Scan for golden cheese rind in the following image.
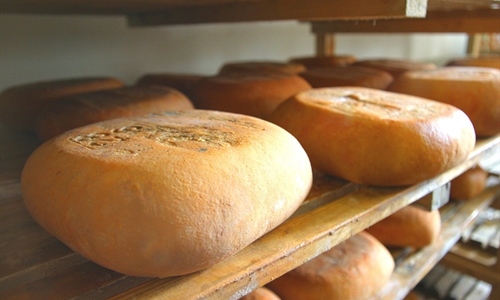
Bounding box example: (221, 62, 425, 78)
(0, 77, 125, 132)
(192, 72, 312, 119)
(34, 85, 194, 141)
(365, 205, 441, 248)
(299, 66, 394, 90)
(353, 58, 437, 78)
(268, 87, 476, 186)
(21, 110, 313, 277)
(266, 231, 394, 300)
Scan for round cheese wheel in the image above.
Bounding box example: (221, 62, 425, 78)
(353, 59, 437, 78)
(136, 73, 206, 100)
(266, 231, 394, 300)
(450, 166, 489, 199)
(240, 287, 281, 300)
(0, 77, 125, 132)
(267, 87, 476, 186)
(289, 55, 357, 69)
(446, 56, 500, 69)
(22, 110, 313, 278)
(34, 86, 194, 141)
(218, 61, 306, 75)
(365, 205, 441, 248)
(299, 66, 394, 89)
(192, 72, 311, 119)
(388, 66, 500, 137)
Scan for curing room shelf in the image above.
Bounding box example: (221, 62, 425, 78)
(0, 0, 498, 26)
(0, 134, 498, 299)
(0, 0, 427, 23)
(377, 184, 500, 300)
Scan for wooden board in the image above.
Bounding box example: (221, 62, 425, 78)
(0, 0, 426, 22)
(310, 9, 500, 33)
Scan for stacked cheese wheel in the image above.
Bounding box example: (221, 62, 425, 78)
(268, 87, 476, 186)
(218, 61, 307, 75)
(289, 55, 357, 69)
(21, 110, 313, 277)
(34, 85, 194, 141)
(388, 66, 500, 136)
(366, 205, 441, 248)
(0, 77, 125, 132)
(192, 71, 311, 119)
(266, 231, 394, 300)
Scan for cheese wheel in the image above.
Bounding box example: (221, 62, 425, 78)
(353, 59, 437, 78)
(388, 67, 500, 137)
(21, 110, 313, 277)
(192, 72, 311, 119)
(136, 73, 206, 100)
(365, 205, 441, 248)
(450, 166, 489, 199)
(266, 231, 394, 300)
(218, 61, 306, 75)
(240, 287, 281, 300)
(299, 66, 394, 89)
(0, 77, 125, 132)
(34, 86, 194, 141)
(289, 55, 357, 69)
(267, 87, 476, 186)
(446, 56, 500, 69)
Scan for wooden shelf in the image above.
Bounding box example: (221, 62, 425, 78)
(1, 135, 498, 299)
(1, 1, 497, 31)
(310, 8, 500, 34)
(0, 0, 427, 22)
(377, 184, 500, 300)
(0, 0, 496, 25)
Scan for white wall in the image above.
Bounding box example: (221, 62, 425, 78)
(0, 14, 469, 91)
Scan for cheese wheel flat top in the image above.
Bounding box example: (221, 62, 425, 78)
(296, 87, 453, 120)
(66, 110, 262, 156)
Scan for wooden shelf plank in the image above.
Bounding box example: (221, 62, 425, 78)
(310, 9, 500, 33)
(427, 0, 499, 12)
(0, 135, 498, 299)
(1, 0, 427, 21)
(1, 0, 497, 28)
(126, 0, 427, 26)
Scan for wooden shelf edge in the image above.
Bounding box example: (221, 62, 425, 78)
(0, 0, 427, 24)
(309, 9, 500, 33)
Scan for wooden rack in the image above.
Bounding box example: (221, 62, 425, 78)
(0, 0, 498, 25)
(1, 133, 499, 299)
(1, 0, 499, 299)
